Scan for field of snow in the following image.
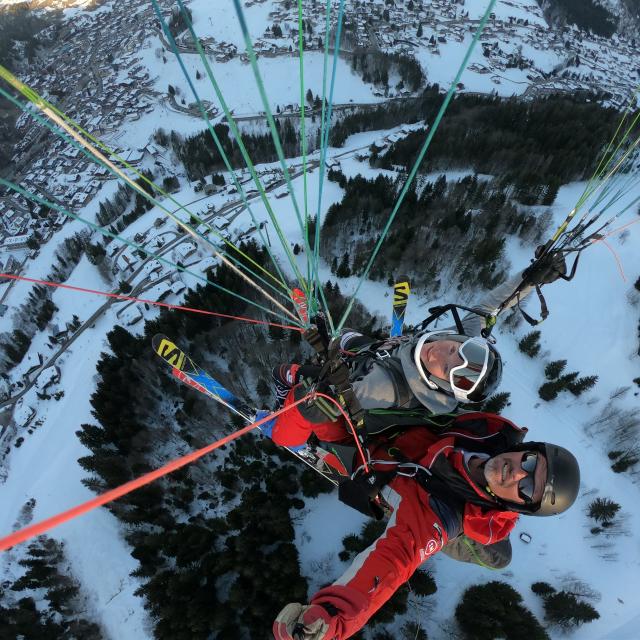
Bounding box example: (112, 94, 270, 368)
(2, 0, 640, 637)
(138, 44, 383, 117)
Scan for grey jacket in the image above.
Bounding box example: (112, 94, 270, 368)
(344, 270, 533, 415)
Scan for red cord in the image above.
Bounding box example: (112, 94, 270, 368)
(316, 391, 370, 475)
(0, 273, 303, 332)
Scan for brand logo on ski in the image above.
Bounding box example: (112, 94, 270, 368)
(393, 281, 410, 307)
(390, 275, 410, 338)
(154, 338, 186, 370)
(172, 367, 208, 395)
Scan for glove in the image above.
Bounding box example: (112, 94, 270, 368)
(293, 379, 342, 423)
(304, 314, 330, 355)
(273, 603, 334, 640)
(304, 326, 327, 354)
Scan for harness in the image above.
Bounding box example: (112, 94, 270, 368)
(349, 341, 413, 409)
(335, 414, 527, 520)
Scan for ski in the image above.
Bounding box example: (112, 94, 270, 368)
(390, 275, 410, 337)
(291, 287, 309, 324)
(151, 334, 343, 486)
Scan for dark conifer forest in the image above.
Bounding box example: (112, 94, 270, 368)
(74, 244, 385, 638)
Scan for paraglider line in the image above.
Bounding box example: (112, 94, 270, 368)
(593, 239, 626, 282)
(0, 273, 303, 332)
(316, 391, 369, 474)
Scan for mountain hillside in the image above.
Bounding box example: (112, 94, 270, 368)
(0, 1, 639, 639)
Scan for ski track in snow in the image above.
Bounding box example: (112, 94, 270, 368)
(2, 0, 640, 638)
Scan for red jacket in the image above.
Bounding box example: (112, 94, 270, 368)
(308, 425, 520, 639)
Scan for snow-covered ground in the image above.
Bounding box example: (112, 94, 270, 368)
(4, 119, 640, 638)
(3, 0, 640, 637)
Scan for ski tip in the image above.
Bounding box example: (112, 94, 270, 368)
(291, 287, 309, 324)
(151, 333, 169, 348)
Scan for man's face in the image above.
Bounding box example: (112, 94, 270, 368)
(484, 451, 548, 504)
(420, 339, 463, 380)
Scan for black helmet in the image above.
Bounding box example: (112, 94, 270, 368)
(414, 331, 503, 403)
(502, 442, 580, 517)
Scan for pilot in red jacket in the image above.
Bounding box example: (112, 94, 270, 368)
(270, 409, 580, 640)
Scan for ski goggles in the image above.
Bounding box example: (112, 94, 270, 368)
(518, 451, 538, 503)
(449, 337, 490, 400)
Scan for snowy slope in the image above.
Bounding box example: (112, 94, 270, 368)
(2, 0, 640, 638)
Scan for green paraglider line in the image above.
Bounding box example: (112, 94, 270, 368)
(0, 84, 298, 319)
(336, 0, 499, 334)
(152, 0, 305, 304)
(0, 65, 291, 301)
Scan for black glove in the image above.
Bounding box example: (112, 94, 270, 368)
(293, 378, 342, 423)
(304, 314, 330, 355)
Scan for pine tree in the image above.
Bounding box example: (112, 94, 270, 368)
(545, 359, 567, 380)
(556, 371, 578, 388)
(336, 252, 351, 278)
(417, 23, 423, 37)
(518, 330, 541, 357)
(482, 391, 511, 413)
(456, 581, 549, 640)
(409, 569, 437, 596)
(538, 380, 562, 401)
(588, 497, 620, 523)
(567, 375, 598, 396)
(531, 582, 556, 597)
(119, 280, 132, 294)
(543, 591, 600, 629)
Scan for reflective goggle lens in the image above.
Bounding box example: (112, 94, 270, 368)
(518, 452, 538, 502)
(451, 340, 488, 391)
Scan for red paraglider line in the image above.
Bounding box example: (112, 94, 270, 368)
(0, 396, 312, 552)
(317, 391, 370, 475)
(597, 239, 626, 281)
(0, 273, 303, 332)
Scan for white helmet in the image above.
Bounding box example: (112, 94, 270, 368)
(413, 331, 503, 403)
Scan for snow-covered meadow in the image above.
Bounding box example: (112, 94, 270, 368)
(2, 0, 640, 637)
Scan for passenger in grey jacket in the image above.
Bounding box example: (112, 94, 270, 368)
(271, 267, 542, 431)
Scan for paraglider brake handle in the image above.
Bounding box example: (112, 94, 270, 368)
(304, 314, 330, 356)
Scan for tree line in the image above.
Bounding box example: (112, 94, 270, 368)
(375, 94, 624, 206)
(170, 121, 303, 181)
(0, 535, 103, 639)
(0, 231, 90, 375)
(537, 0, 617, 38)
(350, 49, 426, 93)
(321, 170, 550, 295)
